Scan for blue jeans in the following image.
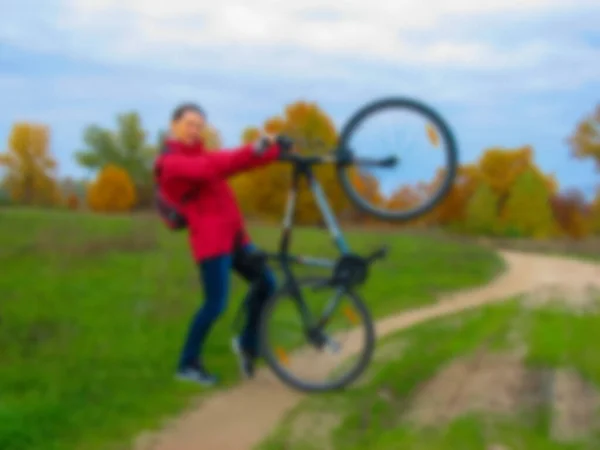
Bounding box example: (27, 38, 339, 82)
(178, 243, 276, 369)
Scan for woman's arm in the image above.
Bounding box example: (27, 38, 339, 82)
(159, 144, 280, 182)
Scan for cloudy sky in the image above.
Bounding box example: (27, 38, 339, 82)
(1, 0, 599, 195)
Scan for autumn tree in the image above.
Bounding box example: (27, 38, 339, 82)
(58, 176, 86, 203)
(344, 170, 385, 224)
(231, 128, 290, 221)
(501, 167, 558, 238)
(386, 185, 421, 212)
(478, 146, 533, 201)
(590, 191, 600, 235)
(550, 189, 590, 239)
(425, 164, 480, 226)
(464, 183, 499, 235)
(241, 127, 261, 144)
(87, 164, 137, 212)
(232, 101, 349, 225)
(66, 194, 79, 210)
(0, 122, 62, 206)
(569, 104, 600, 171)
(382, 185, 423, 227)
(75, 112, 156, 208)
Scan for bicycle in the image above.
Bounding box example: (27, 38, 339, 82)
(234, 97, 459, 393)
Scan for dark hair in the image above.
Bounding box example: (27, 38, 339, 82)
(171, 102, 206, 122)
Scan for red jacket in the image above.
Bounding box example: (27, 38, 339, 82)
(156, 138, 280, 262)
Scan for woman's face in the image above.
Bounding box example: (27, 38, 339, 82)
(172, 110, 205, 145)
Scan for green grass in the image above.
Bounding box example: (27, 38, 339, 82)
(258, 297, 600, 450)
(0, 208, 503, 450)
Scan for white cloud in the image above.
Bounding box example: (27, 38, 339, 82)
(0, 0, 589, 75)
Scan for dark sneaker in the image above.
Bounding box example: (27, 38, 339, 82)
(231, 337, 256, 379)
(176, 365, 218, 387)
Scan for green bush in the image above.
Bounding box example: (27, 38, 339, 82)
(464, 183, 499, 235)
(501, 168, 558, 238)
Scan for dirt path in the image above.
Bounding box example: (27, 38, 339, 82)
(138, 251, 600, 450)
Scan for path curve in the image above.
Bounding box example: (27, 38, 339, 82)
(138, 251, 600, 450)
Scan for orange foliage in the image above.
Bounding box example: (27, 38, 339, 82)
(387, 185, 421, 211)
(425, 164, 480, 225)
(66, 194, 79, 210)
(341, 170, 385, 224)
(87, 164, 137, 212)
(550, 189, 590, 239)
(590, 190, 600, 235)
(569, 104, 600, 171)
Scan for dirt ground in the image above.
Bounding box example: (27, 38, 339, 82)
(135, 251, 600, 450)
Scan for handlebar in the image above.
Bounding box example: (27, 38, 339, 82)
(276, 134, 400, 169)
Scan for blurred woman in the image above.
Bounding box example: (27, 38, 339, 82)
(155, 103, 284, 386)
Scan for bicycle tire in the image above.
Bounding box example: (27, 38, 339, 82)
(337, 97, 459, 222)
(259, 278, 375, 393)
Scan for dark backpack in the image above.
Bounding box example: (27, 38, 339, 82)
(154, 143, 198, 231)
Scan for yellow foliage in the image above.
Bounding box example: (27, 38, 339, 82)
(0, 122, 62, 206)
(478, 146, 533, 197)
(501, 167, 559, 238)
(87, 164, 137, 212)
(264, 117, 285, 135)
(241, 127, 261, 145)
(233, 101, 348, 225)
(477, 146, 557, 214)
(569, 104, 600, 170)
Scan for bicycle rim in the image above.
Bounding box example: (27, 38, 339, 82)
(337, 97, 459, 222)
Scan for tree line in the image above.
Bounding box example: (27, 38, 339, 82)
(1, 101, 599, 239)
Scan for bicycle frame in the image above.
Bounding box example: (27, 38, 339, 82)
(263, 154, 359, 329)
(231, 151, 388, 336)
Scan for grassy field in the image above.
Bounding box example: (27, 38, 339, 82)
(259, 294, 600, 450)
(0, 209, 503, 450)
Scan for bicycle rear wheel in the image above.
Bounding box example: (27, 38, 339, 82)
(259, 278, 375, 392)
(337, 97, 459, 222)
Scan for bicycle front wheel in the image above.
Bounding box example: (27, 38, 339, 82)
(259, 278, 375, 393)
(337, 97, 459, 222)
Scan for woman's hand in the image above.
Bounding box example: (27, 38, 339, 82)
(252, 133, 294, 155)
(252, 133, 275, 155)
(275, 135, 294, 153)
